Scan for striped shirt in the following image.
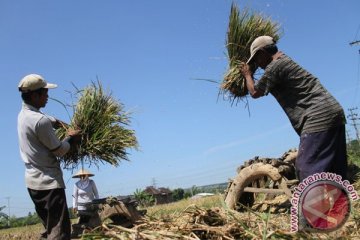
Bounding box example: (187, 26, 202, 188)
(255, 54, 345, 135)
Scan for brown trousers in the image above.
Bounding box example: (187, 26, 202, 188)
(28, 188, 71, 240)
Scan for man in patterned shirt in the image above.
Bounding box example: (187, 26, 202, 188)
(240, 36, 347, 182)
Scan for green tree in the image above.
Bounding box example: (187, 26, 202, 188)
(133, 189, 155, 207)
(0, 206, 9, 228)
(183, 185, 201, 199)
(23, 212, 41, 225)
(172, 188, 185, 201)
(190, 185, 200, 196)
(347, 140, 360, 182)
(184, 191, 192, 199)
(348, 140, 360, 164)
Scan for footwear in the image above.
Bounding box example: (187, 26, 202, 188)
(70, 232, 79, 238)
(38, 231, 47, 240)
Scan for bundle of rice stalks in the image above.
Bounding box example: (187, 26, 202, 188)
(221, 3, 281, 103)
(56, 81, 138, 169)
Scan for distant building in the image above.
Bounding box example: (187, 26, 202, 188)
(144, 186, 173, 205)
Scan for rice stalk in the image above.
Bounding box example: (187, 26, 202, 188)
(56, 80, 138, 169)
(221, 3, 281, 103)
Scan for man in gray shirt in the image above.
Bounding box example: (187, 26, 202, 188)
(17, 74, 81, 240)
(241, 36, 347, 182)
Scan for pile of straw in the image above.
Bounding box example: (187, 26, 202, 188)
(81, 197, 360, 240)
(56, 81, 138, 169)
(221, 3, 281, 102)
(82, 206, 250, 239)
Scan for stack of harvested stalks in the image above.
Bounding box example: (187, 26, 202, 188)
(82, 205, 251, 239)
(221, 3, 281, 103)
(80, 204, 322, 240)
(81, 201, 360, 240)
(56, 81, 138, 169)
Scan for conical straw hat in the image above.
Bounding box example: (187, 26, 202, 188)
(72, 169, 94, 178)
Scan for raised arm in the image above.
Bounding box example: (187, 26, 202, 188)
(241, 64, 264, 99)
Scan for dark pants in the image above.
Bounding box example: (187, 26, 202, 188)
(78, 212, 92, 224)
(296, 125, 348, 182)
(28, 188, 71, 240)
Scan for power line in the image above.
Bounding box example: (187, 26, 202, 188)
(151, 177, 157, 188)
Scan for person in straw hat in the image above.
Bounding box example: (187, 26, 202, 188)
(17, 73, 81, 240)
(240, 36, 347, 182)
(72, 169, 99, 225)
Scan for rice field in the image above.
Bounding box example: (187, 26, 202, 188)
(1, 192, 359, 240)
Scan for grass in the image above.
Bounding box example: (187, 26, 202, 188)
(0, 219, 79, 240)
(0, 224, 43, 240)
(145, 194, 224, 219)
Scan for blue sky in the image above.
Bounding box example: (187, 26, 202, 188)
(1, 0, 359, 217)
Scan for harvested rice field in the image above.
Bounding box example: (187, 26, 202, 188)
(1, 193, 359, 240)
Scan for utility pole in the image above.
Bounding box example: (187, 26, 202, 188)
(151, 177, 157, 188)
(348, 107, 360, 142)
